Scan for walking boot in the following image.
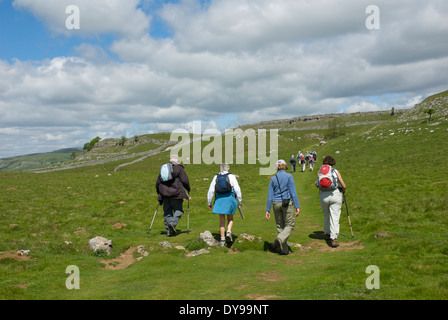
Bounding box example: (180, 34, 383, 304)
(329, 239, 339, 248)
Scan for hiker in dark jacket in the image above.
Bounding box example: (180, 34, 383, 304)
(289, 155, 296, 173)
(156, 155, 191, 236)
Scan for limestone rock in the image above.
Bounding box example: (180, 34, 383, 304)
(200, 230, 220, 247)
(159, 241, 172, 248)
(186, 249, 210, 258)
(89, 236, 113, 255)
(17, 250, 30, 256)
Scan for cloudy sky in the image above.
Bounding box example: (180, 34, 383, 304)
(0, 0, 447, 157)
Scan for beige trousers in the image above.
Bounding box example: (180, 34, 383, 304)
(319, 189, 342, 240)
(272, 202, 295, 243)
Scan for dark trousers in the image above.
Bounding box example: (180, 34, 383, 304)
(162, 198, 184, 234)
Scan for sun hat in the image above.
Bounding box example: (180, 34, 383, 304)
(277, 159, 287, 165)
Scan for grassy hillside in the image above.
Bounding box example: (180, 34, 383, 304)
(0, 94, 447, 300)
(0, 148, 83, 172)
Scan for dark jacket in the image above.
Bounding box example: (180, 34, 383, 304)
(156, 162, 190, 202)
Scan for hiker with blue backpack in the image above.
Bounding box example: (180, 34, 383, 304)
(315, 156, 346, 248)
(156, 155, 191, 237)
(266, 160, 300, 255)
(207, 163, 242, 247)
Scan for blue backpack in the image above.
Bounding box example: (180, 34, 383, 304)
(160, 162, 174, 182)
(215, 173, 232, 194)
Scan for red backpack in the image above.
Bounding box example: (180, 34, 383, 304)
(317, 165, 338, 191)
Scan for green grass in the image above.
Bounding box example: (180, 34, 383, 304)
(1, 107, 447, 300)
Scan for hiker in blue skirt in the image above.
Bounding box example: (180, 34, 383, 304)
(207, 163, 242, 247)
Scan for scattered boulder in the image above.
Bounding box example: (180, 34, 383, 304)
(89, 236, 113, 255)
(238, 233, 262, 243)
(200, 230, 220, 247)
(17, 250, 30, 256)
(159, 241, 172, 248)
(137, 245, 149, 256)
(186, 249, 210, 258)
(288, 243, 302, 249)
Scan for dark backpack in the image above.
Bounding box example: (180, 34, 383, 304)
(160, 162, 174, 182)
(215, 173, 232, 194)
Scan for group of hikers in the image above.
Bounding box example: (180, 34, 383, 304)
(290, 150, 317, 173)
(155, 153, 346, 254)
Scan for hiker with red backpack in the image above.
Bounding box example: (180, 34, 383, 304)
(309, 155, 315, 171)
(207, 163, 242, 247)
(315, 156, 346, 248)
(301, 154, 306, 172)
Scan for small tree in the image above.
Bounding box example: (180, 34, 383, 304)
(424, 108, 434, 122)
(120, 136, 127, 146)
(83, 136, 101, 151)
(325, 118, 346, 139)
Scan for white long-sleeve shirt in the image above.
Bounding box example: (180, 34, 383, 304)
(207, 171, 242, 205)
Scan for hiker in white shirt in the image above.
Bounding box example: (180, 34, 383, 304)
(207, 163, 242, 247)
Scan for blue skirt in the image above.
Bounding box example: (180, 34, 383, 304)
(212, 190, 237, 215)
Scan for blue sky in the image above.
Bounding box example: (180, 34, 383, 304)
(0, 0, 159, 61)
(0, 0, 447, 158)
(0, 1, 56, 61)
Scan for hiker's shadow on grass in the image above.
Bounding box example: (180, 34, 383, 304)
(159, 229, 189, 237)
(263, 241, 276, 253)
(263, 241, 292, 254)
(212, 232, 239, 247)
(309, 231, 326, 240)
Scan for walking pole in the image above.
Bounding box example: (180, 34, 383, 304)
(187, 194, 190, 234)
(342, 192, 354, 240)
(147, 205, 159, 235)
(237, 199, 245, 219)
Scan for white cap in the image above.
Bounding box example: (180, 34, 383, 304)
(170, 155, 180, 164)
(277, 159, 287, 165)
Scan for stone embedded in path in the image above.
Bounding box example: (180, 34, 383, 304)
(137, 245, 149, 256)
(238, 233, 262, 243)
(159, 241, 172, 248)
(17, 250, 30, 256)
(89, 236, 113, 255)
(186, 249, 210, 258)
